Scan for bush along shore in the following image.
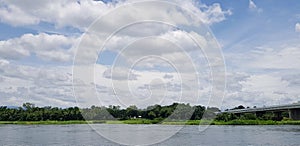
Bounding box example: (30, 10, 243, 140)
(0, 103, 299, 125)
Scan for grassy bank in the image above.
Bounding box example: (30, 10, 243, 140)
(0, 121, 86, 125)
(0, 119, 203, 125)
(1, 119, 300, 125)
(0, 120, 105, 125)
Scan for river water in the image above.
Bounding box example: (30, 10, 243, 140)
(0, 124, 299, 145)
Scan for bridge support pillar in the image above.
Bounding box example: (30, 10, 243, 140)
(289, 109, 300, 120)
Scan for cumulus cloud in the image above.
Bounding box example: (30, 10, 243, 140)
(99, 29, 214, 74)
(222, 71, 300, 109)
(0, 40, 30, 60)
(200, 3, 232, 25)
(0, 0, 231, 30)
(221, 39, 300, 109)
(0, 33, 76, 62)
(0, 0, 114, 30)
(72, 62, 208, 108)
(237, 74, 296, 106)
(0, 0, 231, 107)
(5, 44, 299, 109)
(0, 2, 39, 26)
(0, 62, 76, 107)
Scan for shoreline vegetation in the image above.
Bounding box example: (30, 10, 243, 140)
(1, 119, 300, 125)
(1, 103, 300, 125)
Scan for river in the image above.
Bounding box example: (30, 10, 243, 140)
(0, 124, 299, 145)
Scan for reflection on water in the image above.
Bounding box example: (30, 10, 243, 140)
(0, 124, 300, 145)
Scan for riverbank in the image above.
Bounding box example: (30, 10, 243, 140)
(1, 119, 300, 125)
(0, 120, 94, 125)
(162, 120, 300, 125)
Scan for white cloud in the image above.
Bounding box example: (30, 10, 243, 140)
(0, 63, 76, 107)
(248, 0, 263, 13)
(103, 67, 140, 81)
(0, 3, 39, 26)
(240, 74, 288, 94)
(0, 33, 76, 62)
(0, 39, 31, 60)
(0, 59, 10, 66)
(0, 0, 231, 30)
(237, 74, 297, 106)
(200, 3, 232, 25)
(222, 71, 300, 109)
(0, 0, 231, 108)
(3, 43, 299, 109)
(0, 0, 113, 29)
(1, 61, 197, 107)
(221, 38, 300, 109)
(295, 23, 300, 33)
(248, 46, 300, 70)
(249, 0, 257, 9)
(66, 62, 210, 108)
(74, 27, 216, 80)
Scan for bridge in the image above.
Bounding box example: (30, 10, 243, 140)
(223, 103, 300, 120)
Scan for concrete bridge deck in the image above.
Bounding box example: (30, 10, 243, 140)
(223, 103, 300, 120)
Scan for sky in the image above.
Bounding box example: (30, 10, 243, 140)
(0, 0, 300, 109)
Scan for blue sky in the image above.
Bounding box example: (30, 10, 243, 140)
(208, 0, 300, 49)
(0, 0, 300, 109)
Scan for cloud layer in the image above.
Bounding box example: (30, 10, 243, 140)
(0, 0, 299, 110)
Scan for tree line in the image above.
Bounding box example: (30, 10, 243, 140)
(0, 103, 83, 121)
(0, 103, 220, 121)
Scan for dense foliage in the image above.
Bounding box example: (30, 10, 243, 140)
(0, 103, 219, 121)
(0, 103, 83, 121)
(78, 103, 218, 121)
(215, 111, 291, 121)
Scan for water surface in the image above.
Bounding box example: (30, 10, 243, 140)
(0, 124, 299, 145)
